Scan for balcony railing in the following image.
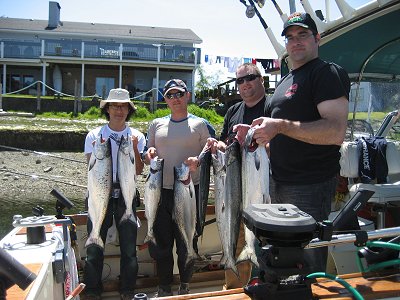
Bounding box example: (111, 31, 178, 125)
(0, 39, 201, 64)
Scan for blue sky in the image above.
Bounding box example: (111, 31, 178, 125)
(1, 0, 370, 79)
(1, 0, 371, 58)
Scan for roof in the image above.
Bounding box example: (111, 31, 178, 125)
(0, 17, 203, 44)
(318, 0, 400, 81)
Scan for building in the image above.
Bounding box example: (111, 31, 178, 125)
(0, 1, 202, 104)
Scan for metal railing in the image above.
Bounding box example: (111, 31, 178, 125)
(0, 39, 200, 64)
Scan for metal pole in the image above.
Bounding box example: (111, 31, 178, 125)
(305, 226, 400, 249)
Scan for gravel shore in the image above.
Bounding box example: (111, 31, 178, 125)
(0, 149, 149, 238)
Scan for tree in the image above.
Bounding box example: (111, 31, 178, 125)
(195, 65, 223, 100)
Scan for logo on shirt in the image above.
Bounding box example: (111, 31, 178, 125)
(109, 132, 121, 146)
(285, 84, 298, 98)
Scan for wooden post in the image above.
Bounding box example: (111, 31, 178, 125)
(151, 89, 156, 113)
(102, 85, 106, 100)
(77, 83, 82, 114)
(74, 80, 78, 116)
(36, 82, 41, 112)
(0, 83, 3, 111)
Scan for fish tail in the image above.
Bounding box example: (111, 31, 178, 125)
(85, 236, 104, 249)
(143, 233, 156, 246)
(225, 258, 240, 278)
(237, 245, 259, 268)
(119, 213, 136, 225)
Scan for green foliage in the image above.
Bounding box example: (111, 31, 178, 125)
(153, 108, 172, 118)
(133, 106, 152, 120)
(79, 106, 103, 120)
(188, 104, 224, 124)
(39, 111, 73, 118)
(36, 104, 224, 125)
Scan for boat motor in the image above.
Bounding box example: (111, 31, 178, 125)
(242, 189, 375, 300)
(0, 247, 36, 299)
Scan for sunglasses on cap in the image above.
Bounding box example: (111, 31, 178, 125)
(236, 74, 261, 85)
(165, 91, 186, 99)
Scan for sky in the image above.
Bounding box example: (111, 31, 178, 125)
(0, 0, 370, 79)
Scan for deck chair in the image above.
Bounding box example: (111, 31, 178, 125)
(340, 110, 400, 229)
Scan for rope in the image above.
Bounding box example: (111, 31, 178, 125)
(1, 81, 164, 100)
(0, 168, 87, 189)
(0, 145, 86, 164)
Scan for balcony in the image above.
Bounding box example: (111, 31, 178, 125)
(0, 39, 201, 64)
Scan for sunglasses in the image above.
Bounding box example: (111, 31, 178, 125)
(236, 74, 261, 85)
(109, 104, 129, 111)
(165, 91, 186, 99)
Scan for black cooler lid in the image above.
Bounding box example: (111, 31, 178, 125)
(243, 204, 317, 247)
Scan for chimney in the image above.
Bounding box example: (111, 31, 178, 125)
(48, 1, 61, 28)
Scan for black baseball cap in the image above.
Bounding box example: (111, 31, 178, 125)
(281, 12, 318, 36)
(163, 79, 188, 97)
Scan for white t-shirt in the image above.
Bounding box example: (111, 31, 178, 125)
(84, 124, 145, 182)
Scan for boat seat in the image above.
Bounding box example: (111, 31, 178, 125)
(340, 140, 400, 228)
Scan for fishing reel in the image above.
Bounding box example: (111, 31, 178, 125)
(242, 189, 375, 300)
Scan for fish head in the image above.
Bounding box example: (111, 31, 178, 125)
(93, 137, 111, 160)
(226, 140, 241, 166)
(118, 135, 131, 155)
(174, 163, 191, 183)
(212, 150, 225, 174)
(150, 157, 164, 173)
(244, 128, 258, 153)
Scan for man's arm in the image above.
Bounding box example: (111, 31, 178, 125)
(249, 97, 348, 146)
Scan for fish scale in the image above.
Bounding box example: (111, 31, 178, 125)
(143, 157, 164, 245)
(117, 135, 137, 225)
(213, 140, 242, 277)
(238, 128, 271, 267)
(173, 163, 196, 267)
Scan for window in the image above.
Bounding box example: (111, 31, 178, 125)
(96, 77, 115, 98)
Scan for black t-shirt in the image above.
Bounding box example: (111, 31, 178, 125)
(267, 58, 350, 184)
(220, 96, 268, 143)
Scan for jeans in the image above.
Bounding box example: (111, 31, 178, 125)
(148, 186, 199, 287)
(269, 176, 337, 272)
(83, 195, 138, 296)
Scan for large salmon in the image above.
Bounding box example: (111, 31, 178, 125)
(238, 128, 271, 267)
(143, 156, 164, 245)
(117, 135, 137, 225)
(86, 137, 112, 249)
(196, 148, 211, 237)
(173, 163, 196, 267)
(213, 140, 242, 277)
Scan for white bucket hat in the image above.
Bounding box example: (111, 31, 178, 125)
(99, 88, 136, 110)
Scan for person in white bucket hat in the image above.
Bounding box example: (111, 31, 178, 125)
(99, 88, 137, 111)
(83, 88, 144, 300)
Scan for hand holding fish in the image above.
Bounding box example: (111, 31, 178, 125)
(144, 147, 157, 164)
(251, 117, 281, 146)
(131, 135, 138, 149)
(232, 124, 251, 145)
(184, 156, 199, 172)
(205, 137, 226, 153)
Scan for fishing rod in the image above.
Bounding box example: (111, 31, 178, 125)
(0, 167, 87, 189)
(239, 0, 285, 57)
(0, 145, 86, 164)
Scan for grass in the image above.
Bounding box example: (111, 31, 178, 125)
(36, 104, 225, 124)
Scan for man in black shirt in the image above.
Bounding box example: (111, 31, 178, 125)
(218, 63, 268, 148)
(235, 12, 350, 273)
(208, 62, 267, 288)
